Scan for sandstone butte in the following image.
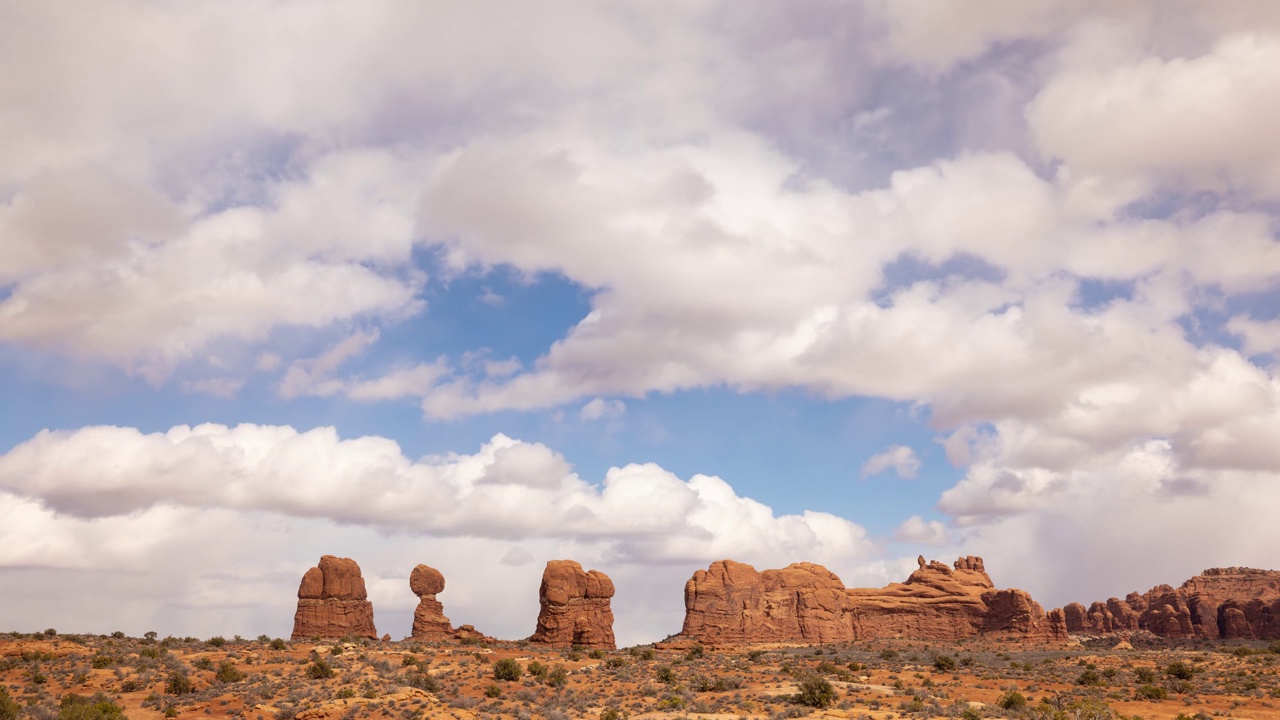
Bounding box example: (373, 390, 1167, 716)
(407, 563, 488, 642)
(291, 555, 378, 641)
(1050, 566, 1280, 640)
(679, 555, 1059, 644)
(528, 560, 616, 649)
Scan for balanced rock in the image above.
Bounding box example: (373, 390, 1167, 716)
(680, 556, 1059, 644)
(1053, 566, 1280, 640)
(529, 560, 616, 649)
(292, 555, 377, 640)
(409, 564, 454, 640)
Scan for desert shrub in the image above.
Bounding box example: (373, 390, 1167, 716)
(111, 632, 126, 640)
(599, 707, 625, 720)
(484, 685, 502, 698)
(270, 639, 287, 651)
(207, 636, 226, 647)
(933, 654, 957, 672)
(1165, 661, 1196, 680)
(545, 664, 568, 687)
(57, 693, 127, 720)
(44, 628, 57, 637)
(655, 665, 676, 684)
(747, 650, 765, 662)
(405, 671, 440, 693)
(1135, 667, 1156, 683)
(589, 649, 606, 660)
(527, 660, 547, 678)
(216, 661, 244, 683)
(0, 688, 18, 720)
(959, 707, 981, 720)
(1136, 684, 1167, 700)
(165, 670, 194, 694)
(307, 659, 335, 679)
(493, 658, 522, 682)
(192, 657, 213, 671)
(879, 649, 898, 660)
(336, 688, 355, 699)
(638, 648, 656, 661)
(686, 645, 704, 660)
(91, 656, 115, 669)
(998, 690, 1026, 709)
(795, 676, 836, 708)
(605, 657, 627, 668)
(1076, 669, 1105, 686)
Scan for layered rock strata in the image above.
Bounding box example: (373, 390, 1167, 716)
(292, 555, 378, 640)
(680, 555, 1058, 644)
(1052, 567, 1280, 640)
(529, 560, 616, 649)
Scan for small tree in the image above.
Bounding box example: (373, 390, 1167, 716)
(933, 654, 957, 672)
(215, 661, 244, 683)
(998, 689, 1027, 709)
(307, 659, 335, 679)
(795, 676, 836, 708)
(493, 658, 522, 682)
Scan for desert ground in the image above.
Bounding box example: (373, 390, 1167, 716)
(3, 631, 1279, 720)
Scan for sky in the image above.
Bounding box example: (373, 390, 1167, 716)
(2, 1, 1280, 647)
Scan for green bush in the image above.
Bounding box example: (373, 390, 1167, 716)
(545, 665, 568, 687)
(165, 671, 194, 694)
(998, 690, 1026, 709)
(307, 659, 335, 679)
(933, 654, 957, 672)
(493, 658, 522, 682)
(599, 707, 625, 720)
(484, 685, 502, 698)
(795, 676, 836, 708)
(1076, 669, 1105, 686)
(1135, 667, 1156, 683)
(269, 638, 287, 651)
(1136, 684, 1167, 700)
(655, 665, 676, 684)
(57, 693, 127, 720)
(207, 636, 226, 647)
(960, 707, 981, 720)
(90, 656, 115, 669)
(1165, 661, 1196, 680)
(215, 661, 244, 683)
(589, 649, 606, 660)
(406, 671, 440, 693)
(0, 687, 19, 720)
(527, 660, 547, 678)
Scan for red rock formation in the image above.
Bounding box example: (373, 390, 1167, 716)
(529, 560, 616, 649)
(409, 564, 454, 640)
(1053, 567, 1280, 640)
(292, 555, 377, 640)
(679, 555, 1059, 644)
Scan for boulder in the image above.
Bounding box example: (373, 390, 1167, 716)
(529, 560, 616, 649)
(292, 555, 377, 640)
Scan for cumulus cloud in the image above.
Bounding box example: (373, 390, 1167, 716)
(0, 423, 873, 565)
(893, 516, 950, 545)
(580, 398, 626, 421)
(0, 423, 877, 643)
(861, 445, 922, 480)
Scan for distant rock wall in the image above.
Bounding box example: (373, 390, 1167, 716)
(1053, 567, 1280, 640)
(680, 555, 1059, 644)
(292, 555, 378, 640)
(529, 560, 616, 649)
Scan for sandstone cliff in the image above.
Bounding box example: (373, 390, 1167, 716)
(680, 555, 1059, 644)
(292, 555, 378, 640)
(1053, 567, 1280, 640)
(529, 560, 616, 649)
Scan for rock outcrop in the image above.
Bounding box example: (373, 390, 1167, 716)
(1053, 567, 1280, 640)
(292, 555, 378, 640)
(409, 564, 454, 640)
(680, 555, 1059, 644)
(529, 560, 616, 649)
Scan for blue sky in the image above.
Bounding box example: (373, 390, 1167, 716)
(3, 1, 1280, 645)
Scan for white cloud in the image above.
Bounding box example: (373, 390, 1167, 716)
(579, 398, 626, 421)
(893, 515, 950, 545)
(861, 445, 921, 480)
(0, 423, 876, 644)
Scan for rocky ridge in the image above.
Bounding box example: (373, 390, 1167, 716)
(680, 555, 1059, 644)
(1050, 566, 1280, 640)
